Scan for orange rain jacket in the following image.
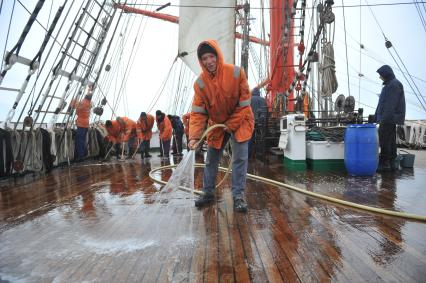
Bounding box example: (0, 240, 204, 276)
(156, 115, 172, 141)
(182, 113, 190, 136)
(189, 40, 254, 149)
(105, 117, 136, 143)
(136, 114, 155, 141)
(76, 97, 91, 128)
(117, 117, 136, 142)
(105, 120, 121, 144)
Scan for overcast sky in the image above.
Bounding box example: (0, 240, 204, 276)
(1, 0, 425, 125)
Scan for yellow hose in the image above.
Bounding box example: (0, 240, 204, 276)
(149, 124, 426, 222)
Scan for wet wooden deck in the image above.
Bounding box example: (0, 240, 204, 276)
(1, 150, 426, 282)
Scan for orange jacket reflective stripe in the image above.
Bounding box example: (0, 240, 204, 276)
(136, 114, 155, 140)
(189, 40, 254, 149)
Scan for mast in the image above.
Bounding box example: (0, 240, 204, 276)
(240, 1, 250, 74)
(269, 0, 295, 112)
(114, 3, 269, 46)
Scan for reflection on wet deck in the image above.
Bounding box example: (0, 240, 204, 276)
(1, 152, 426, 282)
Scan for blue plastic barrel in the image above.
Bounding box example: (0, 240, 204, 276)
(344, 124, 379, 176)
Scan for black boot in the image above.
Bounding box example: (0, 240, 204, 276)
(195, 193, 214, 208)
(233, 198, 248, 212)
(377, 161, 391, 172)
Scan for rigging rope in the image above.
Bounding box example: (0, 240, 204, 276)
(110, 1, 149, 117)
(4, 2, 66, 127)
(321, 42, 338, 97)
(0, 0, 16, 72)
(0, 0, 45, 85)
(147, 56, 178, 113)
(364, 0, 426, 111)
(20, 0, 80, 122)
(341, 0, 351, 97)
(33, 0, 92, 125)
(386, 48, 426, 111)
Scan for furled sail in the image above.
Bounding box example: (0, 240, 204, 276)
(178, 0, 236, 75)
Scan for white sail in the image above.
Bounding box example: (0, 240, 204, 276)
(179, 0, 236, 75)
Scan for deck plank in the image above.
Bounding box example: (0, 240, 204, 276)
(1, 154, 426, 282)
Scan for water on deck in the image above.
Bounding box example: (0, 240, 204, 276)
(1, 150, 426, 282)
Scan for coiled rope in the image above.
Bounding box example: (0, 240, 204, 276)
(149, 124, 426, 222)
(321, 42, 338, 97)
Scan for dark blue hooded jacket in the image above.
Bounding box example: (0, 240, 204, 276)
(250, 87, 267, 121)
(375, 65, 405, 124)
(171, 115, 184, 135)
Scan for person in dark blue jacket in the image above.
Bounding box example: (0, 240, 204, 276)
(168, 115, 184, 156)
(249, 87, 267, 157)
(374, 65, 406, 171)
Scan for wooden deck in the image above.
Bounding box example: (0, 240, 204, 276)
(1, 150, 426, 282)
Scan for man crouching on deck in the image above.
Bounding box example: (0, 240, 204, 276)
(188, 40, 254, 212)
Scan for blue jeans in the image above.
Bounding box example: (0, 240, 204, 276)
(75, 127, 88, 159)
(203, 134, 248, 199)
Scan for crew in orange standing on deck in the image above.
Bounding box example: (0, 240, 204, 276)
(188, 40, 254, 212)
(155, 110, 172, 158)
(75, 85, 93, 160)
(136, 112, 155, 158)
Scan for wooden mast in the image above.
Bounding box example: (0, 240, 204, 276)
(113, 3, 269, 46)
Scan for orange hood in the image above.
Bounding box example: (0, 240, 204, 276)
(197, 39, 229, 108)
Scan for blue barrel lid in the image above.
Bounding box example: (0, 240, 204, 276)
(347, 123, 376, 128)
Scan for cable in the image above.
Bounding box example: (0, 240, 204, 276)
(1, 0, 16, 72)
(341, 0, 351, 98)
(414, 0, 426, 33)
(387, 49, 426, 111)
(16, 0, 62, 47)
(0, 0, 45, 84)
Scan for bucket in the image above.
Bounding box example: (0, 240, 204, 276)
(399, 150, 415, 168)
(344, 124, 379, 176)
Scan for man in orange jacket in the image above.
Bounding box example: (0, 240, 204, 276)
(136, 112, 154, 158)
(155, 110, 172, 158)
(188, 40, 254, 212)
(105, 117, 136, 158)
(75, 86, 92, 160)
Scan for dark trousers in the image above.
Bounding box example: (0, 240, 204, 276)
(128, 136, 137, 156)
(0, 129, 13, 177)
(160, 139, 171, 157)
(185, 134, 189, 151)
(379, 123, 397, 164)
(248, 133, 255, 158)
(75, 127, 88, 159)
(140, 139, 151, 157)
(172, 132, 183, 154)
